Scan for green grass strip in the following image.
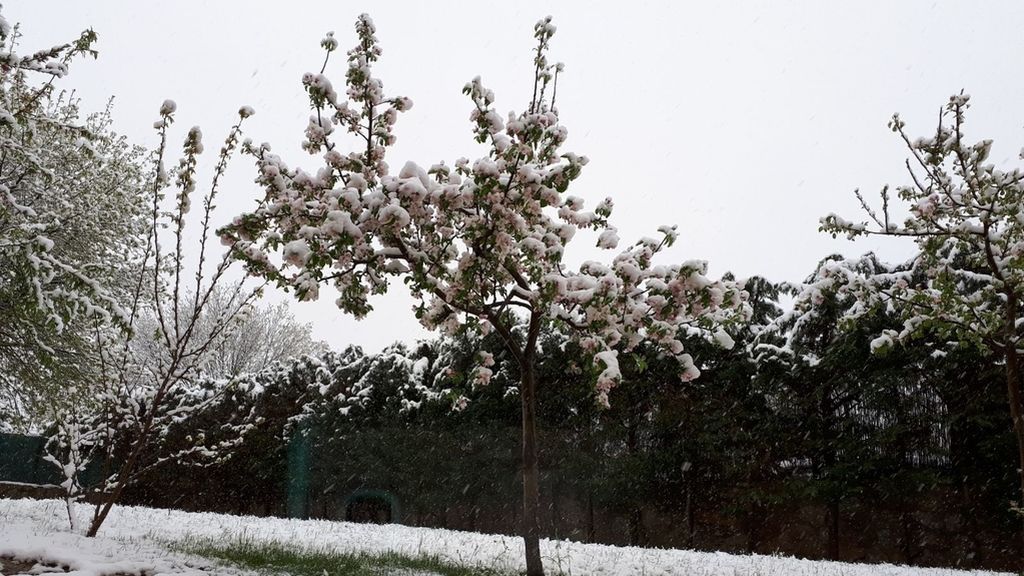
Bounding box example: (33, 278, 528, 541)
(171, 534, 514, 576)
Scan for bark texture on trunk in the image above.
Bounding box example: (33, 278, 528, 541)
(86, 422, 153, 537)
(826, 498, 840, 561)
(586, 493, 595, 543)
(521, 354, 543, 576)
(625, 422, 646, 547)
(685, 487, 695, 548)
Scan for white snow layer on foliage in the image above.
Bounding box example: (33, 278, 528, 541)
(0, 499, 1012, 576)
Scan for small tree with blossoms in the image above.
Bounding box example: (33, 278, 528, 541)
(0, 8, 263, 536)
(221, 16, 746, 575)
(46, 100, 265, 538)
(820, 93, 1024, 522)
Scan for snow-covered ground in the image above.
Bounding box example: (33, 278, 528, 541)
(0, 501, 248, 576)
(0, 498, 1013, 576)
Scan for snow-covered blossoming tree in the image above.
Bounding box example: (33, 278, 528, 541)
(45, 99, 265, 538)
(220, 16, 747, 574)
(819, 94, 1024, 517)
(0, 11, 151, 432)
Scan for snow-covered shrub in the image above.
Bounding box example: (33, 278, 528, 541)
(0, 11, 147, 432)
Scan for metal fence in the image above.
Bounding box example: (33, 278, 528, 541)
(0, 432, 61, 485)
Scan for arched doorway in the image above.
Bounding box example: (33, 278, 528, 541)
(344, 489, 400, 524)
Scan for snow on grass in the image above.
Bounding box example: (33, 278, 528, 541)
(0, 498, 1014, 576)
(173, 536, 487, 576)
(0, 504, 248, 576)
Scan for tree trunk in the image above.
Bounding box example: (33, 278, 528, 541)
(551, 477, 560, 539)
(826, 498, 840, 561)
(86, 429, 151, 537)
(963, 483, 985, 568)
(65, 496, 78, 532)
(685, 484, 695, 548)
(625, 420, 646, 547)
(87, 480, 123, 536)
(511, 501, 518, 533)
(586, 492, 595, 543)
(899, 510, 920, 564)
(628, 508, 647, 547)
(521, 355, 544, 576)
(746, 501, 764, 554)
(86, 373, 178, 537)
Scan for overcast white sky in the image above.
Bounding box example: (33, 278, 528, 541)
(11, 1, 1024, 351)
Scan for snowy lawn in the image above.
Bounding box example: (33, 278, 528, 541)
(0, 499, 1015, 576)
(175, 535, 501, 576)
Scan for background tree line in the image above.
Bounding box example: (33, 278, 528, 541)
(122, 271, 1020, 571)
